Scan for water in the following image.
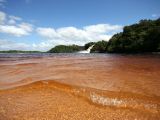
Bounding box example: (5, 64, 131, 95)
(0, 53, 160, 119)
(78, 45, 94, 53)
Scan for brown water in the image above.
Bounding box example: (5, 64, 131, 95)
(0, 53, 160, 120)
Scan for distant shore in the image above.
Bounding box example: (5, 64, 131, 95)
(0, 50, 43, 53)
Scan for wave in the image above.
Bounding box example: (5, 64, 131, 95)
(89, 92, 159, 113)
(1, 80, 160, 114)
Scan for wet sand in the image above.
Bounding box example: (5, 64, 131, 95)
(0, 53, 160, 120)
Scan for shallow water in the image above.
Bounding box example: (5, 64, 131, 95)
(0, 53, 160, 119)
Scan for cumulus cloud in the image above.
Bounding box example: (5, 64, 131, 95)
(84, 24, 122, 34)
(8, 15, 22, 24)
(0, 23, 122, 51)
(0, 11, 122, 51)
(0, 23, 33, 37)
(31, 41, 55, 51)
(0, 39, 30, 50)
(0, 11, 6, 24)
(18, 22, 33, 32)
(0, 39, 54, 51)
(37, 28, 58, 39)
(36, 24, 122, 47)
(0, 11, 33, 37)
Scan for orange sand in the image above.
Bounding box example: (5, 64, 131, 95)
(0, 80, 160, 120)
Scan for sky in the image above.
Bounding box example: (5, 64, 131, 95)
(0, 0, 160, 51)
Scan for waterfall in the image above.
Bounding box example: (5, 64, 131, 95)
(78, 45, 94, 53)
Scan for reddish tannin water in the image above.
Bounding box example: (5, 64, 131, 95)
(0, 53, 160, 119)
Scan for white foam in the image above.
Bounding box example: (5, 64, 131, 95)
(90, 93, 123, 106)
(89, 93, 159, 113)
(78, 45, 94, 53)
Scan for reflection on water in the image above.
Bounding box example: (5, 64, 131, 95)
(0, 53, 160, 119)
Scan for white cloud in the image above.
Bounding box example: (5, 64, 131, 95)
(37, 28, 58, 39)
(31, 41, 54, 51)
(0, 11, 33, 37)
(36, 24, 122, 47)
(84, 24, 122, 34)
(152, 14, 160, 18)
(0, 39, 53, 51)
(0, 23, 33, 37)
(0, 12, 22, 25)
(8, 15, 22, 24)
(9, 15, 22, 21)
(0, 11, 6, 24)
(0, 23, 122, 51)
(0, 11, 122, 51)
(0, 39, 30, 50)
(8, 19, 16, 24)
(18, 22, 33, 32)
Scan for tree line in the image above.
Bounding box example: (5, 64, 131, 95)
(48, 18, 160, 53)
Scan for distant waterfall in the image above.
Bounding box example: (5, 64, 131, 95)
(78, 45, 94, 53)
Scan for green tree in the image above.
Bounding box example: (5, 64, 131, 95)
(91, 40, 108, 53)
(48, 45, 83, 53)
(84, 42, 95, 49)
(107, 18, 160, 53)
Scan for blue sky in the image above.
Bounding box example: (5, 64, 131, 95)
(0, 0, 160, 51)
